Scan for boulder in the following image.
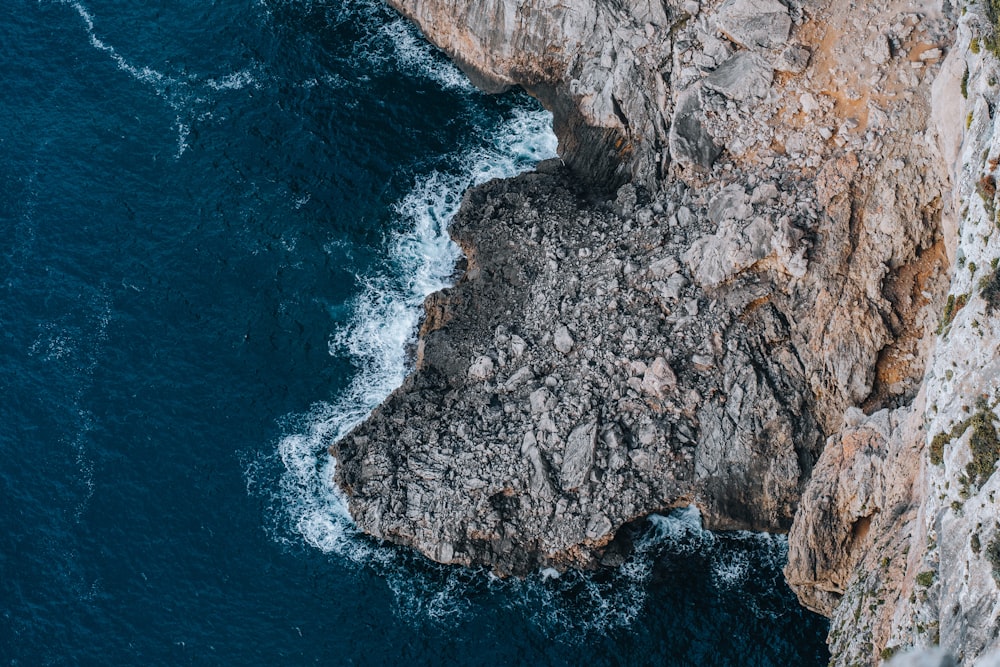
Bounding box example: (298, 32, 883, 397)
(641, 357, 678, 397)
(669, 86, 722, 170)
(561, 421, 598, 490)
(553, 325, 574, 354)
(716, 0, 792, 50)
(704, 52, 774, 101)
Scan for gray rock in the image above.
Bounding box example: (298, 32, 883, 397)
(750, 182, 779, 204)
(510, 334, 527, 357)
(561, 421, 598, 490)
(468, 355, 496, 381)
(505, 366, 534, 389)
(649, 256, 681, 278)
(885, 648, 957, 667)
(553, 325, 574, 354)
(585, 512, 613, 539)
(529, 387, 556, 414)
(864, 34, 891, 66)
(708, 184, 750, 224)
(669, 86, 722, 170)
(525, 444, 552, 493)
(684, 213, 779, 288)
(716, 0, 792, 50)
(691, 353, 714, 371)
(661, 273, 687, 300)
(641, 357, 677, 397)
(704, 52, 774, 101)
(774, 44, 811, 74)
(920, 47, 942, 62)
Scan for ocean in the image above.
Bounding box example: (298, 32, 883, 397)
(0, 0, 829, 664)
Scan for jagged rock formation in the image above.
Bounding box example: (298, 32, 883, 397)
(384, 0, 678, 188)
(328, 0, 1000, 663)
(333, 164, 823, 573)
(785, 5, 1000, 663)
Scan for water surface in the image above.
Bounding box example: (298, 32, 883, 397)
(0, 1, 829, 664)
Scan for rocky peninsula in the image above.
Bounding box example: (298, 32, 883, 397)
(329, 0, 1000, 663)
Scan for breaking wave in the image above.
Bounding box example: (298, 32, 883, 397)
(267, 104, 556, 568)
(243, 0, 794, 640)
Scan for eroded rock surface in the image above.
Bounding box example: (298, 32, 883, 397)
(333, 165, 822, 573)
(784, 2, 1000, 665)
(326, 0, 1000, 662)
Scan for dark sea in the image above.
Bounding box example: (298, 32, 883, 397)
(0, 1, 830, 664)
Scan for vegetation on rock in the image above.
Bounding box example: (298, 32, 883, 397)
(980, 268, 1000, 313)
(966, 407, 1000, 485)
(987, 535, 1000, 583)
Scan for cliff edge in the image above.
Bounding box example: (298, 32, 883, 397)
(328, 0, 1000, 663)
(785, 5, 1000, 664)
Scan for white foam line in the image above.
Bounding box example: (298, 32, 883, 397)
(56, 0, 265, 157)
(276, 105, 556, 545)
(3, 165, 40, 289)
(60, 1, 175, 96)
(205, 69, 260, 91)
(28, 290, 112, 522)
(377, 19, 473, 92)
(260, 0, 476, 92)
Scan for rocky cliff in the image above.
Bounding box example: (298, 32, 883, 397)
(785, 5, 1000, 664)
(329, 0, 1000, 663)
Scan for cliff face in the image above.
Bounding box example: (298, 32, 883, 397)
(329, 0, 1000, 662)
(785, 6, 1000, 663)
(385, 0, 678, 189)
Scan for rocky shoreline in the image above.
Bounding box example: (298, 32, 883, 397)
(333, 162, 822, 574)
(330, 0, 1000, 663)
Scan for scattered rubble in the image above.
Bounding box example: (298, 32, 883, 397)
(326, 0, 1000, 663)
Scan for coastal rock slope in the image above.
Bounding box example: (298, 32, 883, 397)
(334, 163, 822, 572)
(329, 0, 1000, 663)
(785, 5, 1000, 664)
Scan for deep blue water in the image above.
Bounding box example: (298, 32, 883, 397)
(0, 1, 829, 664)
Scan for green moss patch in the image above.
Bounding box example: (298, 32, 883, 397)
(987, 0, 1000, 56)
(930, 431, 950, 465)
(930, 416, 976, 465)
(978, 174, 997, 219)
(981, 269, 1000, 314)
(937, 293, 970, 334)
(966, 408, 1000, 485)
(987, 536, 1000, 583)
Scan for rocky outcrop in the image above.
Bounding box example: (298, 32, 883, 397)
(383, 0, 816, 190)
(785, 401, 930, 658)
(327, 0, 1000, 663)
(383, 0, 683, 189)
(332, 164, 822, 573)
(783, 3, 1000, 665)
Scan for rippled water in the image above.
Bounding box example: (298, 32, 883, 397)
(0, 1, 829, 664)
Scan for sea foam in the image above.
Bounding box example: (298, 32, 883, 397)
(56, 0, 269, 157)
(254, 0, 784, 636)
(253, 102, 567, 627)
(272, 104, 556, 562)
